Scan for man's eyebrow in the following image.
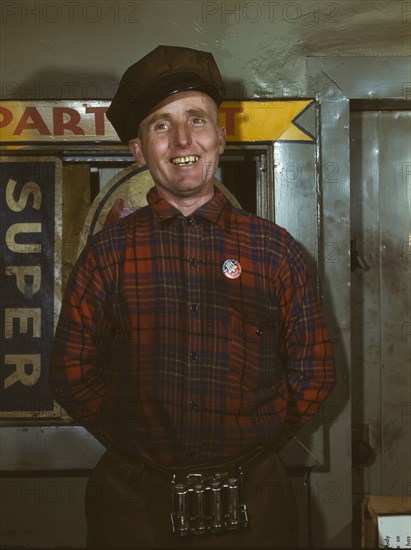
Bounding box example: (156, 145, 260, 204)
(185, 108, 210, 118)
(145, 108, 212, 128)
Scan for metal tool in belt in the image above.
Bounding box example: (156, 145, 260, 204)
(171, 467, 249, 536)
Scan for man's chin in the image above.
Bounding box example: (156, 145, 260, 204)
(155, 180, 214, 200)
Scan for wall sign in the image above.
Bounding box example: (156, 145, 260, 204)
(0, 100, 314, 143)
(0, 158, 62, 418)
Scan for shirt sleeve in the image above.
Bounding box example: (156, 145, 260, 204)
(273, 234, 336, 449)
(49, 244, 111, 445)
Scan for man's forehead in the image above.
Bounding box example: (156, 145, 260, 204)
(142, 91, 219, 124)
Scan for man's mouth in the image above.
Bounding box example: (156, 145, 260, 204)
(171, 155, 199, 165)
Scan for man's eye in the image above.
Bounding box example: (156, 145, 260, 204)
(154, 122, 169, 131)
(192, 117, 205, 125)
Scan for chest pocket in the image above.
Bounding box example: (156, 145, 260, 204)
(227, 302, 283, 391)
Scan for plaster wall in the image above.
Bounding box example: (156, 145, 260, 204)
(1, 1, 409, 101)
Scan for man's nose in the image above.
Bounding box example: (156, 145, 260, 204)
(173, 122, 192, 148)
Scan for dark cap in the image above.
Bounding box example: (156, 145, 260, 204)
(106, 45, 225, 145)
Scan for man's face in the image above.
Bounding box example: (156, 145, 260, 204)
(129, 91, 226, 205)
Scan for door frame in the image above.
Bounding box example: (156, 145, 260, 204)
(306, 55, 411, 547)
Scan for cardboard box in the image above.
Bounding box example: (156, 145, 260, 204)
(362, 496, 411, 548)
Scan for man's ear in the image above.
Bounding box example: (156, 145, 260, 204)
(219, 126, 226, 155)
(129, 139, 146, 166)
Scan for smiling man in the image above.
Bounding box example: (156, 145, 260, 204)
(49, 46, 336, 549)
(129, 90, 225, 214)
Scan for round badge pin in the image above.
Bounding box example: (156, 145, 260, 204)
(222, 258, 242, 279)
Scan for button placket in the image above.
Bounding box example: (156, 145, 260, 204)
(182, 217, 203, 454)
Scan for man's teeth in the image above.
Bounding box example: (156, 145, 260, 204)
(171, 156, 199, 165)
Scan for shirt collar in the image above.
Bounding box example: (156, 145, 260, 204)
(147, 185, 229, 229)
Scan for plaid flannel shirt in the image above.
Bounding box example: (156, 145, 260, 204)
(50, 187, 335, 466)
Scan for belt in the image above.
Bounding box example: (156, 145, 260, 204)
(106, 445, 272, 481)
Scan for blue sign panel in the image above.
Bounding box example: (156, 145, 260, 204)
(1, 159, 61, 416)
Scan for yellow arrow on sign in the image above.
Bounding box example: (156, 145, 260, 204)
(219, 100, 314, 142)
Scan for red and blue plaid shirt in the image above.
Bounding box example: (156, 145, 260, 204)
(50, 187, 335, 466)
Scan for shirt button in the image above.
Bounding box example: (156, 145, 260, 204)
(189, 304, 199, 313)
(256, 328, 263, 336)
(188, 401, 198, 411)
(189, 258, 199, 266)
(185, 217, 194, 225)
(190, 351, 199, 361)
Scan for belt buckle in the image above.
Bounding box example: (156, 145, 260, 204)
(170, 466, 249, 537)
